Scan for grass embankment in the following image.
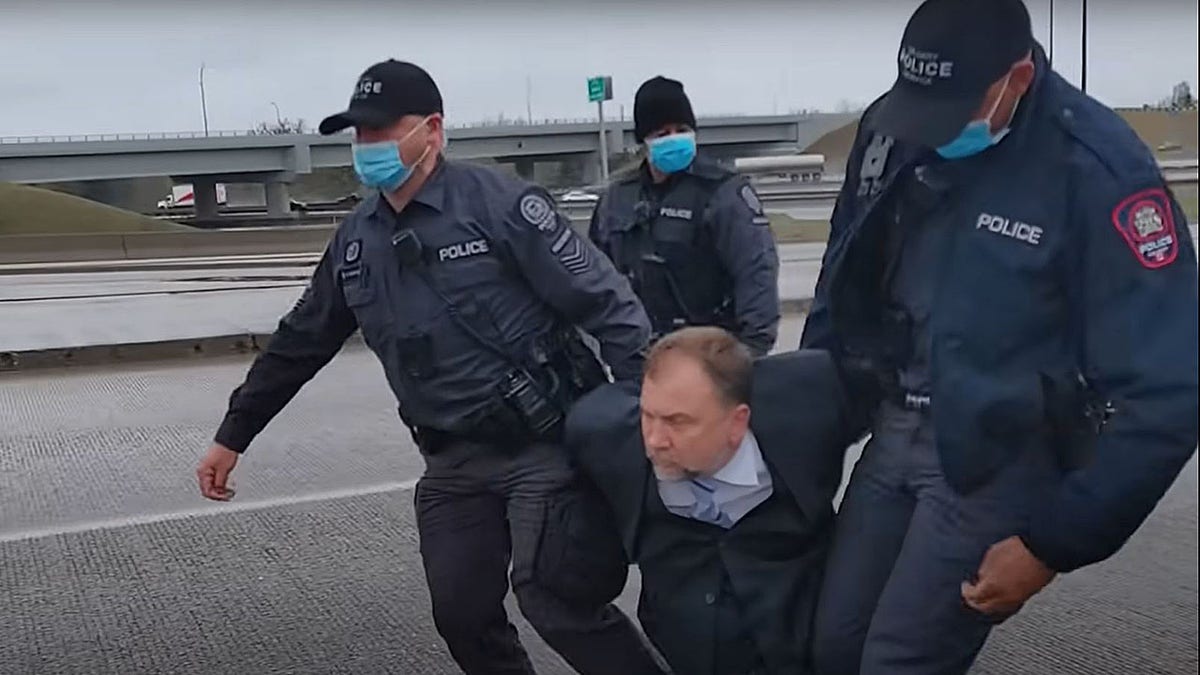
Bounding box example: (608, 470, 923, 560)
(769, 214, 830, 244)
(0, 182, 188, 235)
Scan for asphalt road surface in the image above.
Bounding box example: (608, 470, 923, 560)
(0, 316, 1195, 674)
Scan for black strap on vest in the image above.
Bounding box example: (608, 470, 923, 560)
(616, 174, 734, 334)
(391, 228, 583, 444)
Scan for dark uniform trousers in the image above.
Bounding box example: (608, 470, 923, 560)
(415, 438, 664, 675)
(812, 402, 1060, 674)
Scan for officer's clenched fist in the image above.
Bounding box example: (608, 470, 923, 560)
(196, 443, 239, 501)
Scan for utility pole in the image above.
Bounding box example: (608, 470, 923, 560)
(1080, 0, 1088, 93)
(525, 76, 533, 124)
(199, 63, 210, 137)
(587, 76, 613, 182)
(1048, 0, 1054, 67)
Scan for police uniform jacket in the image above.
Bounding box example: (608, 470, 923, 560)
(215, 158, 651, 451)
(564, 349, 850, 675)
(587, 154, 781, 355)
(801, 43, 1199, 573)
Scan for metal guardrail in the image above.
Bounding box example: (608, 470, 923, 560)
(0, 114, 833, 145)
(0, 131, 257, 144)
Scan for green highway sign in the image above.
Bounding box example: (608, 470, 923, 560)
(587, 75, 613, 103)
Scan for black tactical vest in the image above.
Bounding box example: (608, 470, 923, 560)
(602, 163, 738, 337)
(634, 461, 830, 675)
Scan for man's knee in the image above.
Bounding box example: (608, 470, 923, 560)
(428, 584, 503, 642)
(513, 485, 630, 607)
(513, 581, 601, 635)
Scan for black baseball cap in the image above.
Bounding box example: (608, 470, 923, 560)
(319, 60, 444, 135)
(874, 0, 1033, 147)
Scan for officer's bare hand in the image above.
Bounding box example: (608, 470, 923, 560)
(196, 443, 239, 501)
(961, 536, 1056, 617)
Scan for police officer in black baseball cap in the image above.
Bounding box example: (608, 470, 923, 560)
(198, 59, 666, 675)
(803, 0, 1199, 673)
(872, 0, 1036, 153)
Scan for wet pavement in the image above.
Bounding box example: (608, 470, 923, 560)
(0, 316, 1195, 674)
(0, 243, 826, 353)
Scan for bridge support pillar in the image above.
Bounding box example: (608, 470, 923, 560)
(579, 153, 602, 187)
(265, 181, 292, 218)
(193, 179, 219, 221)
(514, 158, 536, 181)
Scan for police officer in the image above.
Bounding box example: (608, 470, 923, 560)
(588, 76, 781, 356)
(801, 1, 1199, 673)
(194, 60, 666, 675)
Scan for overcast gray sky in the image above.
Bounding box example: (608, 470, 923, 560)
(0, 0, 1195, 137)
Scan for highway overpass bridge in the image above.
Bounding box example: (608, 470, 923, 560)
(0, 114, 856, 218)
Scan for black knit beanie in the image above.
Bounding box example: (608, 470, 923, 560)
(633, 76, 697, 143)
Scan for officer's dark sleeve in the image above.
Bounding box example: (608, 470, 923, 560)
(708, 178, 781, 356)
(213, 242, 359, 453)
(798, 120, 876, 441)
(1024, 164, 1199, 573)
(499, 187, 651, 381)
(798, 122, 867, 353)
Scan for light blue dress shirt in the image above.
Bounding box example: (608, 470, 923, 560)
(656, 430, 774, 528)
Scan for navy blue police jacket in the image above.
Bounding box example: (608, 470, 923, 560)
(215, 158, 650, 452)
(801, 46, 1199, 574)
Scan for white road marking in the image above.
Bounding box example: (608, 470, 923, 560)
(0, 478, 420, 544)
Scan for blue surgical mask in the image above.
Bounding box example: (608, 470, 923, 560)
(647, 131, 697, 174)
(936, 74, 1018, 160)
(351, 119, 432, 192)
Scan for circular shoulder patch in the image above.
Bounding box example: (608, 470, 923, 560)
(344, 239, 362, 264)
(519, 192, 557, 232)
(1111, 187, 1178, 269)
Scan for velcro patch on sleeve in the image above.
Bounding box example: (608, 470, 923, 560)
(514, 189, 563, 238)
(740, 184, 764, 215)
(1110, 187, 1178, 269)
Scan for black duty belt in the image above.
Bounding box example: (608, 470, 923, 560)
(412, 420, 562, 456)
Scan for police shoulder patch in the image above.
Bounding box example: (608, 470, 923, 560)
(516, 190, 560, 235)
(344, 239, 362, 264)
(740, 184, 764, 215)
(1111, 187, 1178, 269)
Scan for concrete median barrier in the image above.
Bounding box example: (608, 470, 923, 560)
(0, 225, 337, 265)
(0, 232, 128, 264)
(120, 226, 335, 260)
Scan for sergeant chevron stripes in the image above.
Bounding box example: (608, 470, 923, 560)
(551, 229, 590, 275)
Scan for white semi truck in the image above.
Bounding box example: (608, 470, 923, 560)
(157, 183, 228, 210)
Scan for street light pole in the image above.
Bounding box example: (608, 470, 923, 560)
(270, 101, 283, 127)
(199, 63, 210, 137)
(1080, 0, 1088, 93)
(1048, 0, 1054, 67)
